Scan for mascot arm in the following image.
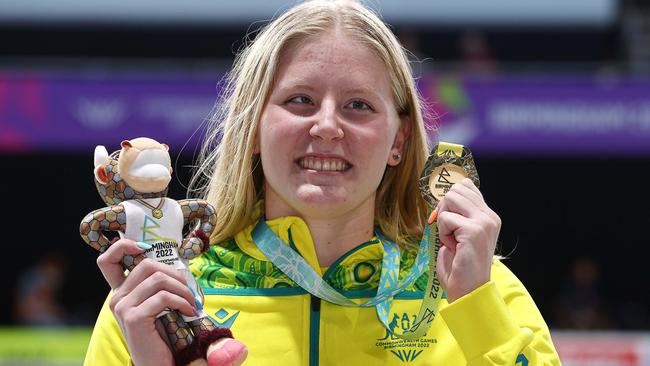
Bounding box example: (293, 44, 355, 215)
(80, 205, 143, 271)
(178, 199, 217, 260)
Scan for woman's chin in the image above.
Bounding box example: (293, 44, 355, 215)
(297, 182, 348, 197)
(297, 193, 346, 208)
(295, 187, 352, 211)
(293, 189, 373, 220)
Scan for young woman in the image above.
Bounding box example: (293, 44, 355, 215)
(85, 1, 560, 365)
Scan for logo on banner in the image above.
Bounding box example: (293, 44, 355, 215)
(75, 97, 126, 128)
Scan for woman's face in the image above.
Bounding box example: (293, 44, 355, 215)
(259, 29, 408, 220)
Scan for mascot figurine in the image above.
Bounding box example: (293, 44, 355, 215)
(80, 137, 245, 365)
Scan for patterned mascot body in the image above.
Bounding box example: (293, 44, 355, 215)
(80, 137, 234, 365)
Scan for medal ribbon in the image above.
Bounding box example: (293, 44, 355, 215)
(253, 142, 472, 340)
(252, 217, 442, 340)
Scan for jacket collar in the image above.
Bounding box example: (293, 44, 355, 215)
(234, 203, 382, 277)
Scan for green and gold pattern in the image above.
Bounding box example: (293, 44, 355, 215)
(190, 236, 428, 293)
(191, 239, 297, 289)
(353, 262, 375, 283)
(321, 240, 428, 292)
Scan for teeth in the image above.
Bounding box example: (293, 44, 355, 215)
(299, 157, 349, 172)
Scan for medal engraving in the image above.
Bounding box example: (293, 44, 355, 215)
(419, 142, 480, 209)
(428, 163, 468, 201)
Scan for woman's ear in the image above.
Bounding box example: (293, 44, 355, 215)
(387, 116, 411, 166)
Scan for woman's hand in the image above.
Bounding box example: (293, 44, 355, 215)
(97, 239, 196, 366)
(97, 239, 248, 366)
(434, 178, 501, 303)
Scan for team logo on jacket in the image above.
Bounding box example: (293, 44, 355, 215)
(376, 312, 437, 363)
(211, 308, 240, 329)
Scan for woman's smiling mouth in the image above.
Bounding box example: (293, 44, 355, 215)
(297, 156, 351, 172)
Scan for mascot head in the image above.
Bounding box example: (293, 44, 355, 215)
(93, 137, 172, 205)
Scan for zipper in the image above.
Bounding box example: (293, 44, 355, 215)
(309, 294, 321, 366)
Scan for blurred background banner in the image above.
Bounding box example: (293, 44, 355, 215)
(0, 72, 218, 152)
(3, 71, 650, 155)
(2, 0, 649, 365)
(426, 75, 650, 155)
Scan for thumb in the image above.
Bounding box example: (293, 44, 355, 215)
(436, 244, 454, 291)
(207, 338, 248, 366)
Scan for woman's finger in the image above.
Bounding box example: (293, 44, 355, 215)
(456, 179, 502, 222)
(115, 259, 190, 302)
(458, 178, 483, 199)
(436, 211, 470, 252)
(96, 239, 146, 289)
(436, 244, 454, 284)
(114, 269, 197, 314)
(449, 179, 484, 208)
(119, 291, 196, 326)
(138, 290, 195, 319)
(437, 189, 478, 219)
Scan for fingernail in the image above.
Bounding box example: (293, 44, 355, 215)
(193, 306, 200, 317)
(428, 210, 438, 224)
(136, 241, 152, 250)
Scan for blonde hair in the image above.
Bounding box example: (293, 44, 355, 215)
(190, 0, 430, 247)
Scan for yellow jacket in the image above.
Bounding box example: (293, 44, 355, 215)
(85, 215, 560, 365)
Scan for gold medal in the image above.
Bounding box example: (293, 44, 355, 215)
(393, 141, 481, 341)
(419, 141, 480, 209)
(152, 208, 163, 219)
(136, 198, 165, 219)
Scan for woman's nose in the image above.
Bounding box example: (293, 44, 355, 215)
(309, 99, 344, 142)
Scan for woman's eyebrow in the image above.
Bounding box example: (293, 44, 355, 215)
(344, 86, 376, 96)
(276, 82, 315, 92)
(274, 82, 382, 99)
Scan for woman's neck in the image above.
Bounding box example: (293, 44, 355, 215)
(265, 198, 375, 267)
(302, 212, 374, 267)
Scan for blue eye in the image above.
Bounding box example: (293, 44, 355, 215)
(288, 95, 313, 105)
(346, 100, 373, 111)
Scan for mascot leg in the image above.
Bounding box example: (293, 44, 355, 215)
(159, 311, 202, 365)
(189, 317, 246, 366)
(166, 315, 244, 366)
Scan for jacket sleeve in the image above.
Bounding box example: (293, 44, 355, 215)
(83, 292, 132, 366)
(440, 260, 561, 365)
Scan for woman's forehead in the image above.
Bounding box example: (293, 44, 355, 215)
(274, 30, 391, 91)
(282, 30, 379, 65)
